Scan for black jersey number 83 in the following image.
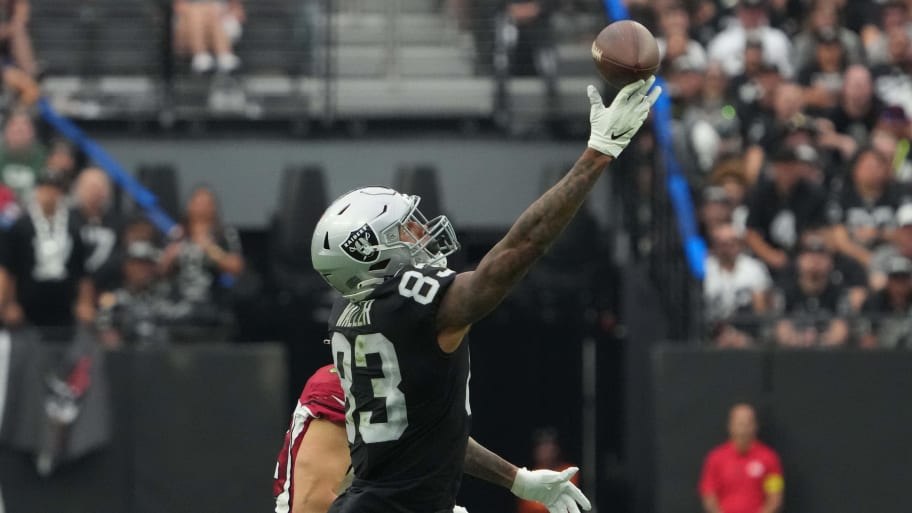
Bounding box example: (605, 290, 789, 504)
(331, 269, 448, 444)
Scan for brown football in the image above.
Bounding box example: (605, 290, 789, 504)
(591, 20, 660, 88)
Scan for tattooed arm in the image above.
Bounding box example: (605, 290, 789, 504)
(436, 148, 612, 350)
(435, 80, 660, 352)
(464, 436, 518, 489)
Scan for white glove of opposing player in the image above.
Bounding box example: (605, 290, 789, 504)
(511, 466, 592, 513)
(587, 76, 662, 158)
(453, 506, 469, 513)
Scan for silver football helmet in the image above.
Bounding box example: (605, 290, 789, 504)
(311, 187, 459, 301)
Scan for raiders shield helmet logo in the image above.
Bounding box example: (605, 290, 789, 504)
(340, 224, 380, 263)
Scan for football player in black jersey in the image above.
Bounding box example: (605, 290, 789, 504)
(310, 78, 661, 513)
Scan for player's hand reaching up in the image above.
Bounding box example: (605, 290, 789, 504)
(587, 76, 661, 158)
(511, 466, 592, 513)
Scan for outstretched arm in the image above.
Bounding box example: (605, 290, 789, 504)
(437, 79, 661, 349)
(464, 437, 591, 513)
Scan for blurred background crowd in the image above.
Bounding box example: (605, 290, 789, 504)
(648, 0, 912, 349)
(0, 0, 909, 350)
(0, 0, 910, 512)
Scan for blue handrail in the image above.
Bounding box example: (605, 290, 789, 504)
(37, 98, 178, 237)
(600, 0, 707, 279)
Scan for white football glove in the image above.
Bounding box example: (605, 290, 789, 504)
(511, 467, 592, 513)
(453, 506, 469, 513)
(587, 76, 662, 158)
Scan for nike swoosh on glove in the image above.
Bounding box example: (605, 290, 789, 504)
(511, 467, 592, 513)
(587, 76, 662, 158)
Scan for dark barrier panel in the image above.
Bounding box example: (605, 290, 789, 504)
(0, 350, 133, 513)
(0, 343, 287, 513)
(652, 348, 767, 513)
(652, 348, 912, 513)
(770, 351, 912, 513)
(132, 344, 288, 513)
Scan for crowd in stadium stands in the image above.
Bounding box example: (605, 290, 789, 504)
(620, 0, 912, 349)
(0, 120, 245, 343)
(4, 0, 912, 352)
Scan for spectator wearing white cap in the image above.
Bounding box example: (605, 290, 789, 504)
(870, 203, 912, 289)
(704, 223, 771, 347)
(707, 0, 793, 79)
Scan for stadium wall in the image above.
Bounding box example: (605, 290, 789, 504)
(652, 346, 912, 513)
(0, 344, 288, 513)
(98, 138, 612, 229)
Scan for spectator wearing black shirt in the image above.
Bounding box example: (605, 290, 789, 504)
(72, 168, 121, 292)
(827, 66, 883, 148)
(871, 26, 912, 116)
(0, 173, 94, 331)
(794, 225, 869, 313)
(730, 41, 783, 165)
(159, 185, 243, 329)
(742, 81, 804, 182)
(859, 255, 912, 348)
(797, 28, 848, 113)
(870, 203, 912, 289)
(774, 236, 850, 347)
(830, 148, 900, 268)
(745, 145, 828, 272)
(97, 241, 174, 348)
(501, 0, 554, 77)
